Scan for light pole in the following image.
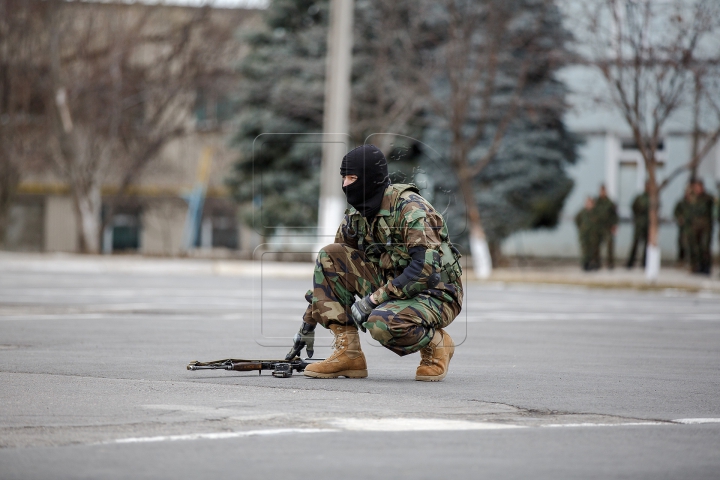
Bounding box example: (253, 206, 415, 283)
(316, 0, 354, 251)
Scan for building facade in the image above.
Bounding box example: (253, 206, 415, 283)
(501, 12, 720, 262)
(2, 2, 262, 257)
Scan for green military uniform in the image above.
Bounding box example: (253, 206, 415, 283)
(673, 196, 690, 264)
(302, 184, 463, 356)
(594, 196, 619, 268)
(686, 191, 715, 274)
(575, 206, 601, 270)
(626, 192, 649, 268)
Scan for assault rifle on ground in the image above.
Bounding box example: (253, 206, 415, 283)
(186, 357, 322, 378)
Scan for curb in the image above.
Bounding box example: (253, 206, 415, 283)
(471, 270, 720, 294)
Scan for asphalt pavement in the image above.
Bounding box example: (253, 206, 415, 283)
(0, 253, 719, 479)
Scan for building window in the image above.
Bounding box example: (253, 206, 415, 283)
(3, 197, 44, 251)
(617, 161, 638, 219)
(102, 206, 141, 253)
(194, 89, 235, 131)
(199, 209, 238, 250)
(614, 137, 665, 219)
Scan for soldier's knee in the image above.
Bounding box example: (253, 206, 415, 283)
(364, 311, 394, 345)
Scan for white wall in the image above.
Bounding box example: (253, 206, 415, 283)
(141, 200, 187, 256)
(44, 196, 78, 252)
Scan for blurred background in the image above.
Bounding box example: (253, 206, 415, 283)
(1, 0, 719, 280)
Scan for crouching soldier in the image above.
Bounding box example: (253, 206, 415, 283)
(287, 144, 463, 381)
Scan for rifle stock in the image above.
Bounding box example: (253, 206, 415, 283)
(230, 362, 263, 372)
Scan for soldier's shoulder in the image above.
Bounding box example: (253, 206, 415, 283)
(391, 190, 447, 230)
(397, 190, 438, 218)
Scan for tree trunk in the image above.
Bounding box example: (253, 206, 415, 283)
(689, 73, 701, 182)
(455, 163, 492, 279)
(469, 221, 492, 279)
(645, 166, 661, 282)
(72, 179, 102, 254)
(0, 157, 21, 246)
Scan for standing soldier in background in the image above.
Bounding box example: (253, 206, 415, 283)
(686, 179, 715, 275)
(626, 182, 650, 269)
(673, 185, 692, 266)
(575, 197, 600, 271)
(594, 185, 618, 269)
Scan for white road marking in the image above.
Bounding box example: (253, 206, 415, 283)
(673, 418, 720, 424)
(330, 418, 523, 431)
(108, 417, 720, 444)
(464, 313, 720, 322)
(113, 428, 337, 444)
(541, 422, 666, 428)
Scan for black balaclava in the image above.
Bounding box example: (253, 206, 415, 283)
(340, 144, 390, 218)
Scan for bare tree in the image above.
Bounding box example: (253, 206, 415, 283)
(43, 0, 240, 253)
(350, 1, 431, 151)
(687, 54, 720, 181)
(582, 0, 720, 280)
(0, 0, 49, 244)
(331, 0, 571, 277)
(381, 0, 569, 278)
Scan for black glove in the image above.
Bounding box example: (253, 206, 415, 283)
(350, 294, 376, 333)
(285, 322, 316, 360)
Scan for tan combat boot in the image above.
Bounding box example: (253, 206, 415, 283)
(415, 329, 455, 382)
(304, 324, 368, 378)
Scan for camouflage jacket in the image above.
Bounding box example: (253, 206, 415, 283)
(594, 196, 618, 231)
(631, 193, 650, 228)
(674, 198, 690, 229)
(335, 183, 462, 305)
(687, 192, 715, 229)
(574, 208, 601, 237)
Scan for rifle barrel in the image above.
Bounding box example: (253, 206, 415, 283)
(186, 364, 232, 371)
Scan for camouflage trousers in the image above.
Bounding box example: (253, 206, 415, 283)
(579, 232, 600, 270)
(687, 222, 713, 273)
(626, 224, 648, 268)
(596, 231, 615, 269)
(303, 243, 461, 356)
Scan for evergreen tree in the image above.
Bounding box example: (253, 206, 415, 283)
(412, 0, 578, 272)
(228, 0, 328, 236)
(431, 75, 579, 254)
(481, 2, 579, 250)
(229, 0, 433, 237)
(468, 117, 577, 253)
(229, 0, 577, 252)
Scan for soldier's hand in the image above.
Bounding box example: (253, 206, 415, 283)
(350, 295, 376, 333)
(285, 322, 316, 360)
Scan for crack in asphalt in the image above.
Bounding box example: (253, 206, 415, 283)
(466, 400, 677, 425)
(0, 372, 694, 450)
